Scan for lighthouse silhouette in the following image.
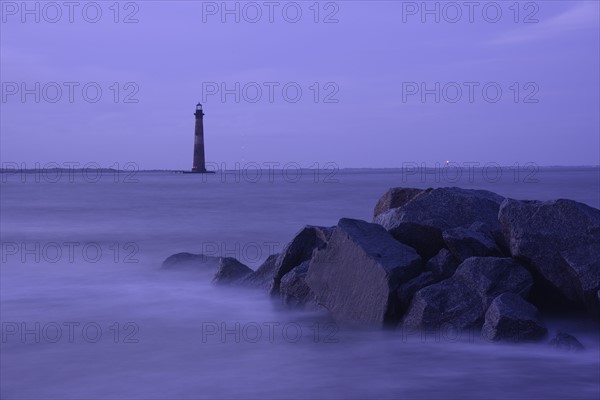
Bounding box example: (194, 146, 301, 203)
(191, 103, 209, 173)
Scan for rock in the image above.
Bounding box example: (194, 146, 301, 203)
(402, 279, 483, 330)
(161, 252, 220, 272)
(306, 218, 422, 326)
(402, 257, 533, 330)
(424, 248, 458, 278)
(373, 187, 423, 219)
(397, 271, 440, 313)
(270, 225, 333, 295)
(375, 187, 504, 259)
(482, 293, 547, 342)
(442, 226, 503, 262)
(453, 257, 533, 311)
(498, 198, 600, 312)
(238, 254, 279, 290)
(549, 332, 585, 351)
(280, 261, 318, 309)
(212, 257, 253, 285)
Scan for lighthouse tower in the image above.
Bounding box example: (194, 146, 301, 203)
(192, 103, 207, 173)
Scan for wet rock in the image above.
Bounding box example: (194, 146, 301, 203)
(402, 257, 533, 330)
(548, 332, 585, 351)
(280, 261, 318, 309)
(238, 254, 279, 290)
(453, 257, 533, 310)
(375, 187, 504, 259)
(499, 198, 600, 312)
(161, 252, 220, 272)
(270, 225, 333, 295)
(306, 218, 422, 326)
(442, 226, 503, 262)
(424, 248, 458, 279)
(373, 187, 423, 219)
(482, 293, 547, 342)
(402, 279, 483, 330)
(212, 257, 253, 285)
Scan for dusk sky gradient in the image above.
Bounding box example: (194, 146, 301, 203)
(1, 0, 599, 169)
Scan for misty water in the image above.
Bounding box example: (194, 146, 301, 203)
(1, 167, 599, 399)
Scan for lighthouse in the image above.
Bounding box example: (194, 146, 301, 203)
(192, 103, 207, 173)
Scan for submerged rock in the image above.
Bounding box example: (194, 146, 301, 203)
(403, 257, 533, 330)
(482, 293, 547, 342)
(499, 198, 600, 312)
(375, 187, 504, 259)
(279, 261, 318, 309)
(548, 332, 585, 351)
(161, 252, 220, 272)
(306, 218, 422, 326)
(212, 257, 253, 285)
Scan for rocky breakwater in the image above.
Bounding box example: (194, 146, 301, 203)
(162, 187, 600, 345)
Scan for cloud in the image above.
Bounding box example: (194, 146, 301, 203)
(490, 1, 599, 45)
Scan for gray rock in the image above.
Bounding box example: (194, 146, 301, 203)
(402, 279, 483, 330)
(212, 257, 253, 285)
(280, 261, 318, 309)
(161, 252, 220, 272)
(397, 271, 440, 313)
(306, 218, 422, 326)
(373, 187, 423, 219)
(424, 248, 458, 278)
(453, 257, 533, 311)
(499, 198, 600, 311)
(482, 293, 547, 342)
(270, 225, 333, 295)
(375, 187, 504, 259)
(238, 254, 280, 290)
(402, 257, 533, 330)
(549, 332, 585, 351)
(442, 227, 503, 262)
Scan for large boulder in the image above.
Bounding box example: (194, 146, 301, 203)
(402, 279, 482, 330)
(373, 187, 423, 219)
(161, 252, 220, 272)
(453, 257, 533, 310)
(374, 187, 505, 259)
(306, 218, 422, 326)
(238, 254, 279, 290)
(212, 257, 253, 285)
(403, 257, 533, 330)
(482, 293, 547, 342)
(442, 226, 503, 262)
(270, 225, 333, 295)
(396, 271, 440, 314)
(498, 199, 600, 312)
(424, 248, 458, 279)
(279, 261, 318, 309)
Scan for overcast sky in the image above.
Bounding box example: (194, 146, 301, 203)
(1, 0, 599, 169)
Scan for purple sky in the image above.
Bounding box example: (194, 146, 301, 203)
(1, 1, 599, 169)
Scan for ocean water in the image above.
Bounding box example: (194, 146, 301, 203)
(1, 167, 599, 399)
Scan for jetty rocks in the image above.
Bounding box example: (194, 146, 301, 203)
(163, 187, 600, 343)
